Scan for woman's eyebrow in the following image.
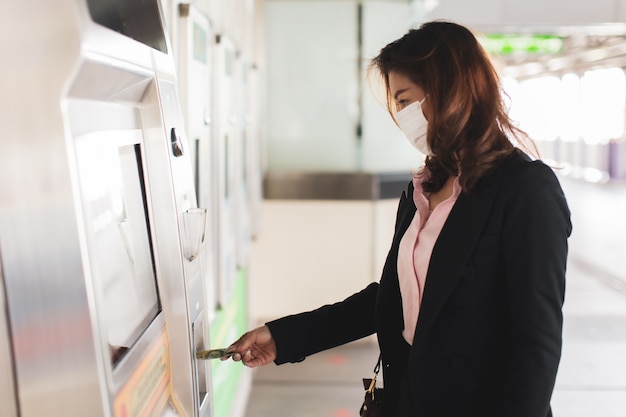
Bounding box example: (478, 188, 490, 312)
(393, 88, 409, 100)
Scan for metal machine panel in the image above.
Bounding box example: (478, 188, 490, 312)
(176, 9, 218, 415)
(65, 61, 196, 417)
(178, 4, 219, 320)
(152, 67, 212, 417)
(234, 58, 253, 268)
(213, 36, 239, 307)
(1, 0, 205, 416)
(243, 63, 264, 240)
(0, 258, 18, 417)
(1, 2, 108, 415)
(152, 78, 203, 314)
(138, 80, 196, 417)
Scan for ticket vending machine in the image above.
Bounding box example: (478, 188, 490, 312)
(213, 36, 239, 306)
(176, 4, 219, 320)
(173, 10, 219, 412)
(244, 62, 264, 240)
(1, 1, 212, 416)
(0, 263, 17, 417)
(234, 58, 253, 268)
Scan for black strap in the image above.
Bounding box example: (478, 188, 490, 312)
(373, 353, 382, 375)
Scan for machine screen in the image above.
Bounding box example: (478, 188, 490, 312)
(75, 136, 160, 365)
(87, 0, 168, 53)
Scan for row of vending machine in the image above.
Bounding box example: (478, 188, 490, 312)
(0, 1, 262, 416)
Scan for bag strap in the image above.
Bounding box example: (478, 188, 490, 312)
(373, 353, 382, 375)
(367, 353, 382, 394)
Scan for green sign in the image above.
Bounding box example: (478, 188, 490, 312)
(480, 34, 564, 55)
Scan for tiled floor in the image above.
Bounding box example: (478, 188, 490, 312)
(243, 342, 378, 417)
(243, 177, 626, 417)
(552, 258, 626, 416)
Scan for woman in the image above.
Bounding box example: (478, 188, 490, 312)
(224, 21, 572, 417)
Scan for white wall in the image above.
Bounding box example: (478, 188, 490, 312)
(248, 198, 399, 323)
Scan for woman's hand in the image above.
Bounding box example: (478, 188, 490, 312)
(223, 325, 277, 368)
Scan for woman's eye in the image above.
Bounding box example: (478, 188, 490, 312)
(396, 99, 408, 110)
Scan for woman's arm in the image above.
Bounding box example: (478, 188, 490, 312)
(499, 161, 572, 416)
(266, 282, 379, 364)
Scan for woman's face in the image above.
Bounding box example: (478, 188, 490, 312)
(388, 71, 429, 119)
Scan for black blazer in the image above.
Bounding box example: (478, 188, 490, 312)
(267, 150, 572, 417)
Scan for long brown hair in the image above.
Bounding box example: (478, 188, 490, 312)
(369, 21, 536, 193)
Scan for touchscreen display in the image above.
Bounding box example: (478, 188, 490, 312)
(75, 135, 160, 365)
(87, 0, 168, 53)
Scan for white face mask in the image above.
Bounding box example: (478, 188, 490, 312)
(396, 97, 431, 156)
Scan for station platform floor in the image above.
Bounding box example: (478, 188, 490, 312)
(242, 175, 626, 417)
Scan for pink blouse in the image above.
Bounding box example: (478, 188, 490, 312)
(397, 170, 462, 345)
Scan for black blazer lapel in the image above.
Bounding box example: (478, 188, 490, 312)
(412, 174, 504, 343)
(393, 183, 417, 247)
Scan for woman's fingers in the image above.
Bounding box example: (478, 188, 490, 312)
(226, 349, 257, 367)
(221, 326, 277, 367)
(241, 349, 268, 368)
(224, 333, 251, 358)
(228, 333, 250, 351)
